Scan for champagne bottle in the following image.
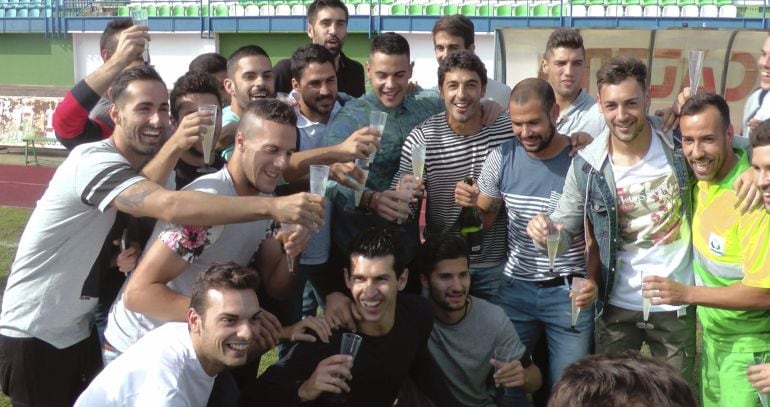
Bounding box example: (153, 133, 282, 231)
(459, 176, 483, 255)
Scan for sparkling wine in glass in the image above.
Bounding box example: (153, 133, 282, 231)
(197, 104, 218, 174)
(411, 144, 426, 182)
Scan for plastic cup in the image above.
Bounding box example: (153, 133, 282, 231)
(309, 165, 330, 196)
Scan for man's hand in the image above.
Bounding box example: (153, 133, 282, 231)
(280, 316, 332, 344)
(276, 224, 311, 258)
(330, 162, 365, 190)
(254, 309, 282, 353)
(571, 278, 598, 308)
(112, 241, 140, 274)
(733, 167, 763, 214)
(526, 213, 550, 246)
(568, 132, 594, 157)
(454, 179, 479, 207)
(671, 86, 693, 116)
(334, 127, 381, 162)
(480, 99, 505, 126)
(748, 363, 770, 394)
(643, 275, 692, 306)
(323, 292, 360, 331)
(297, 355, 353, 401)
(270, 193, 325, 232)
(490, 359, 525, 388)
(168, 110, 213, 153)
(654, 107, 680, 133)
(370, 190, 412, 222)
(112, 25, 150, 67)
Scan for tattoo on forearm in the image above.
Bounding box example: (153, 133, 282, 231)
(116, 182, 155, 210)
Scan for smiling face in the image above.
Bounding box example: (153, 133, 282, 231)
(236, 119, 296, 194)
(225, 55, 275, 112)
(680, 106, 735, 182)
(597, 77, 650, 146)
(111, 79, 170, 163)
(441, 68, 485, 132)
(758, 36, 770, 90)
(510, 98, 558, 154)
(433, 32, 470, 63)
(366, 52, 413, 109)
(189, 288, 261, 376)
(308, 6, 348, 57)
(542, 47, 585, 102)
(172, 92, 222, 166)
(422, 257, 469, 315)
(345, 255, 407, 336)
(752, 145, 770, 212)
(293, 61, 337, 123)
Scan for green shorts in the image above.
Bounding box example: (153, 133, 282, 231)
(701, 338, 768, 407)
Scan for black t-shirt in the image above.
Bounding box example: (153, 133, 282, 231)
(246, 293, 459, 407)
(273, 51, 365, 98)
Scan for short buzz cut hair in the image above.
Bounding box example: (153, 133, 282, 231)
(307, 0, 349, 24)
(679, 93, 731, 133)
(237, 98, 298, 136)
(189, 261, 260, 317)
(417, 234, 467, 278)
(110, 65, 165, 106)
(510, 77, 557, 117)
(169, 70, 223, 122)
(437, 50, 487, 89)
(548, 351, 697, 407)
(544, 28, 585, 59)
(370, 32, 410, 59)
(431, 15, 475, 50)
(227, 45, 271, 77)
(349, 228, 406, 278)
(189, 52, 228, 76)
(100, 18, 133, 56)
(290, 44, 336, 83)
(596, 55, 648, 93)
(751, 119, 770, 148)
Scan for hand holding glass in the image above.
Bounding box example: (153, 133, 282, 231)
(368, 111, 387, 162)
(395, 174, 417, 224)
(328, 333, 362, 403)
(637, 269, 655, 330)
(130, 9, 150, 64)
(754, 356, 770, 407)
(197, 104, 218, 174)
(569, 277, 587, 333)
(546, 218, 561, 273)
(353, 158, 370, 207)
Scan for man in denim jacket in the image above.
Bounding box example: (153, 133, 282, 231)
(528, 56, 697, 382)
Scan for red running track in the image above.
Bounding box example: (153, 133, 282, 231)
(0, 164, 56, 209)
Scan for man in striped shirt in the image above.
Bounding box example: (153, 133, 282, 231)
(392, 50, 511, 302)
(474, 78, 597, 403)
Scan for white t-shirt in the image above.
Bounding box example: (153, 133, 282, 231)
(75, 323, 215, 406)
(105, 168, 270, 352)
(608, 131, 693, 312)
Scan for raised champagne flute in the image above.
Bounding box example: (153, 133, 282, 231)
(411, 144, 426, 182)
(196, 104, 218, 174)
(368, 110, 387, 162)
(546, 218, 560, 274)
(569, 276, 587, 333)
(130, 9, 150, 64)
(637, 268, 655, 330)
(688, 50, 705, 95)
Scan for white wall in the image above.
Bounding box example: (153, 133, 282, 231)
(72, 32, 217, 88)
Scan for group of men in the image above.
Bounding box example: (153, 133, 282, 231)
(0, 0, 769, 404)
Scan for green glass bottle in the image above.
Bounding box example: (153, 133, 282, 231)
(459, 176, 483, 255)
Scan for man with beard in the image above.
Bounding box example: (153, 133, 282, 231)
(420, 234, 540, 406)
(76, 262, 263, 406)
(527, 56, 698, 382)
(0, 66, 323, 406)
(248, 228, 460, 407)
(219, 45, 275, 160)
(392, 50, 512, 301)
(471, 78, 597, 403)
(272, 0, 365, 98)
(642, 94, 770, 406)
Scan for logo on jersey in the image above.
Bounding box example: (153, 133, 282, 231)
(708, 232, 725, 256)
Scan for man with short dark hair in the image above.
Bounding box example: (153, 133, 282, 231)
(53, 19, 148, 149)
(249, 229, 459, 406)
(431, 15, 510, 106)
(420, 234, 541, 406)
(548, 351, 697, 407)
(750, 119, 770, 213)
(0, 66, 323, 406)
(76, 262, 263, 406)
(273, 0, 365, 97)
(219, 45, 276, 160)
(643, 93, 770, 406)
(189, 52, 230, 107)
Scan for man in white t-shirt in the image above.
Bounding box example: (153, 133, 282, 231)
(76, 262, 263, 406)
(741, 34, 770, 138)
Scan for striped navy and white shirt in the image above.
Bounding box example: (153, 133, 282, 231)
(477, 139, 586, 280)
(393, 112, 515, 268)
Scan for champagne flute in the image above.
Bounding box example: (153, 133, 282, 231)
(328, 333, 363, 404)
(411, 144, 426, 182)
(353, 157, 370, 207)
(130, 9, 150, 64)
(637, 268, 655, 330)
(368, 110, 387, 162)
(688, 50, 705, 95)
(197, 104, 218, 174)
(546, 218, 560, 274)
(569, 277, 587, 333)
